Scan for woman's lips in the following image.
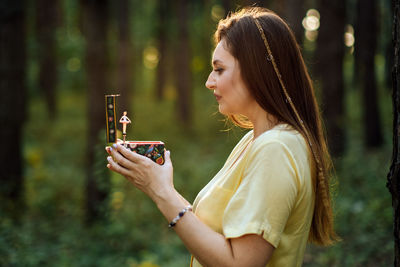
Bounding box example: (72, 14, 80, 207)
(214, 93, 221, 101)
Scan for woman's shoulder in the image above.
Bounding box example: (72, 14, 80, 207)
(252, 123, 307, 155)
(246, 124, 311, 178)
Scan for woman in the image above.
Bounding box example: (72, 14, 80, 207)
(106, 7, 339, 267)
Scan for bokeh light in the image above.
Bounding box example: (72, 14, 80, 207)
(306, 9, 320, 19)
(111, 191, 124, 210)
(303, 9, 320, 42)
(66, 57, 81, 72)
(305, 30, 318, 42)
(211, 5, 225, 22)
(143, 46, 159, 69)
(302, 15, 320, 31)
(191, 56, 205, 73)
(344, 24, 355, 48)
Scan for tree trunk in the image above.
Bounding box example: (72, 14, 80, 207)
(80, 0, 110, 224)
(269, 0, 286, 18)
(316, 0, 346, 157)
(0, 0, 26, 220)
(155, 0, 168, 100)
(386, 0, 394, 91)
(221, 0, 233, 15)
(35, 0, 59, 119)
(116, 0, 132, 114)
(388, 1, 400, 265)
(285, 0, 304, 46)
(355, 0, 383, 148)
(239, 0, 264, 7)
(174, 0, 192, 128)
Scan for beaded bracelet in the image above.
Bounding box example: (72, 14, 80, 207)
(168, 206, 193, 228)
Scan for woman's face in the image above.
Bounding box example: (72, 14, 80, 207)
(205, 40, 256, 116)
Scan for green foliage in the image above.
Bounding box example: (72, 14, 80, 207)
(1, 76, 393, 266)
(303, 53, 393, 266)
(0, 0, 394, 266)
(0, 87, 242, 266)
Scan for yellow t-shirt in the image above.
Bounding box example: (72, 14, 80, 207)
(191, 124, 315, 267)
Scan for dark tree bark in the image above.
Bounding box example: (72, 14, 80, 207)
(388, 1, 400, 265)
(239, 0, 264, 7)
(285, 0, 304, 46)
(269, 0, 286, 17)
(197, 0, 214, 84)
(354, 0, 383, 148)
(174, 0, 192, 128)
(316, 0, 346, 157)
(0, 0, 26, 219)
(80, 0, 110, 224)
(221, 0, 233, 15)
(263, 0, 275, 9)
(116, 0, 132, 114)
(155, 0, 168, 100)
(35, 0, 59, 119)
(386, 0, 394, 91)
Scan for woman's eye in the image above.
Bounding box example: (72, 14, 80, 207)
(214, 68, 224, 73)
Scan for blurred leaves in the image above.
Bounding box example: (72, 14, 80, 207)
(0, 0, 394, 266)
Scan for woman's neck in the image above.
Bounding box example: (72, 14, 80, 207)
(246, 104, 278, 140)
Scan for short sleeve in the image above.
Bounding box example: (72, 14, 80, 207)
(222, 140, 299, 248)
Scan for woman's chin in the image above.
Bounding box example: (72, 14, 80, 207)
(218, 105, 235, 116)
(218, 105, 228, 115)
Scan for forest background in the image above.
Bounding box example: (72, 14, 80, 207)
(0, 0, 394, 266)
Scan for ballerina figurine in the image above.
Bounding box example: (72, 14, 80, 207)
(119, 111, 131, 145)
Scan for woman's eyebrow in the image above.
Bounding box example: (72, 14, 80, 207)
(212, 59, 223, 66)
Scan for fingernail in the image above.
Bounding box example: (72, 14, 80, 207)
(113, 144, 117, 148)
(107, 156, 112, 161)
(109, 147, 113, 152)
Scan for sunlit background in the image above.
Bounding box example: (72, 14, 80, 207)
(0, 0, 393, 266)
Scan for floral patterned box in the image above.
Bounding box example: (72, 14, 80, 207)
(106, 95, 165, 165)
(122, 141, 165, 165)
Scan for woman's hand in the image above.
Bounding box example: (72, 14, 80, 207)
(105, 144, 174, 203)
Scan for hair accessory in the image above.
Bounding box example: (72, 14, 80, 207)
(253, 17, 308, 130)
(168, 205, 192, 228)
(252, 17, 326, 199)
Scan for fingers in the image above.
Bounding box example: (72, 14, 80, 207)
(113, 143, 151, 165)
(107, 156, 131, 177)
(164, 150, 171, 165)
(106, 144, 165, 178)
(109, 145, 139, 170)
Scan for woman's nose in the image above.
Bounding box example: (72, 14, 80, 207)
(205, 72, 216, 90)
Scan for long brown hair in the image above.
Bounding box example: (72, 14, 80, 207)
(215, 7, 339, 246)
